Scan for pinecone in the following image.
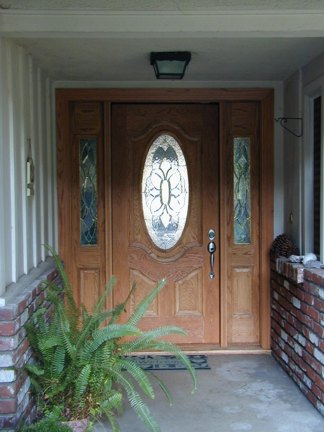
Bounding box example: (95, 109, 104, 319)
(270, 233, 300, 258)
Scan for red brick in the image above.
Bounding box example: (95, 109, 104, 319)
(303, 292, 315, 306)
(303, 350, 322, 375)
(0, 321, 18, 336)
(0, 398, 17, 414)
(319, 340, 324, 351)
(313, 322, 324, 338)
(312, 383, 322, 400)
(304, 282, 320, 297)
(0, 306, 18, 321)
(305, 341, 314, 355)
(17, 299, 28, 315)
(305, 269, 324, 285)
(307, 305, 320, 322)
(0, 383, 16, 398)
(314, 372, 324, 392)
(314, 298, 324, 312)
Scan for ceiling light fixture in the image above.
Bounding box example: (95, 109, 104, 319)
(150, 51, 191, 80)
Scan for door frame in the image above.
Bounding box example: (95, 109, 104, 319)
(56, 88, 274, 349)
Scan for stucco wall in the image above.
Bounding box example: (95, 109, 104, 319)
(0, 38, 57, 297)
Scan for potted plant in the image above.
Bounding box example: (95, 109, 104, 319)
(23, 246, 196, 432)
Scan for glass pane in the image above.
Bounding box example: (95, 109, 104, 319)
(233, 137, 251, 244)
(80, 139, 98, 245)
(142, 134, 189, 250)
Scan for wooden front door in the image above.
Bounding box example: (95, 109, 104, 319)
(111, 104, 219, 344)
(57, 88, 273, 349)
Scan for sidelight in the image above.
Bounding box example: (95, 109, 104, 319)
(233, 137, 251, 244)
(80, 139, 98, 245)
(142, 134, 189, 250)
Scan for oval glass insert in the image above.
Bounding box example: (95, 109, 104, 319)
(142, 134, 189, 250)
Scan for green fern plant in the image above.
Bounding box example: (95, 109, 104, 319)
(25, 246, 196, 432)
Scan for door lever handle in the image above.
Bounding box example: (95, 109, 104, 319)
(207, 240, 216, 279)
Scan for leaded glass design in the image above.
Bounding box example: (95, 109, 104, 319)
(142, 134, 189, 250)
(80, 139, 98, 245)
(233, 137, 251, 244)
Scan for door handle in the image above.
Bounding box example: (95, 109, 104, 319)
(207, 229, 216, 279)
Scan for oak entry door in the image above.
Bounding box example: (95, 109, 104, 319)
(112, 104, 219, 344)
(56, 88, 274, 349)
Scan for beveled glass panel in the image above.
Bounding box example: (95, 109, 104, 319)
(233, 137, 251, 244)
(80, 139, 98, 245)
(142, 134, 189, 250)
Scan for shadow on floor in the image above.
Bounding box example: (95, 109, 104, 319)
(94, 354, 324, 432)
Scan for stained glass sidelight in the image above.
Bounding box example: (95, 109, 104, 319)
(142, 134, 189, 250)
(233, 137, 251, 244)
(80, 139, 98, 245)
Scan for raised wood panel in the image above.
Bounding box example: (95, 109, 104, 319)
(79, 269, 100, 312)
(130, 270, 159, 317)
(232, 267, 253, 315)
(175, 270, 203, 316)
(128, 246, 204, 282)
(72, 103, 102, 134)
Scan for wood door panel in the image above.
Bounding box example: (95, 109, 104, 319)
(223, 102, 260, 345)
(175, 269, 203, 316)
(79, 269, 100, 312)
(128, 246, 204, 282)
(112, 103, 219, 344)
(129, 270, 159, 317)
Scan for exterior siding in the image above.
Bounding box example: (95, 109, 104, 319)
(0, 38, 56, 297)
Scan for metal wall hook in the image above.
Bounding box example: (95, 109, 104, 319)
(275, 117, 303, 138)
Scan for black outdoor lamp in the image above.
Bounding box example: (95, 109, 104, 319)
(150, 51, 191, 79)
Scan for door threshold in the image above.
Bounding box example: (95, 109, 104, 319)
(180, 344, 270, 355)
(137, 344, 271, 355)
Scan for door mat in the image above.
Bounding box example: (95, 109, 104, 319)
(124, 354, 210, 370)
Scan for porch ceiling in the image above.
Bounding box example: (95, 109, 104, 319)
(1, 1, 324, 83)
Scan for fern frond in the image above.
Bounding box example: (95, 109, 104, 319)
(92, 276, 116, 316)
(25, 364, 45, 377)
(102, 410, 122, 432)
(44, 244, 79, 329)
(119, 326, 187, 354)
(149, 372, 173, 406)
(51, 345, 66, 377)
(88, 324, 141, 353)
(118, 359, 155, 399)
(134, 341, 197, 392)
(39, 335, 62, 351)
(127, 280, 166, 326)
(108, 367, 161, 432)
(75, 363, 91, 403)
(60, 324, 76, 360)
(100, 390, 123, 412)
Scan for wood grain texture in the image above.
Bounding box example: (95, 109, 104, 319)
(223, 102, 261, 345)
(112, 104, 219, 344)
(56, 88, 273, 350)
(57, 100, 106, 311)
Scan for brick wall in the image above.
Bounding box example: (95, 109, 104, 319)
(271, 260, 324, 416)
(0, 265, 58, 431)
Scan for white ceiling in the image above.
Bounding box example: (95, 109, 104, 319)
(1, 1, 324, 83)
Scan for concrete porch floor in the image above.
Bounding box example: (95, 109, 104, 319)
(94, 354, 324, 432)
